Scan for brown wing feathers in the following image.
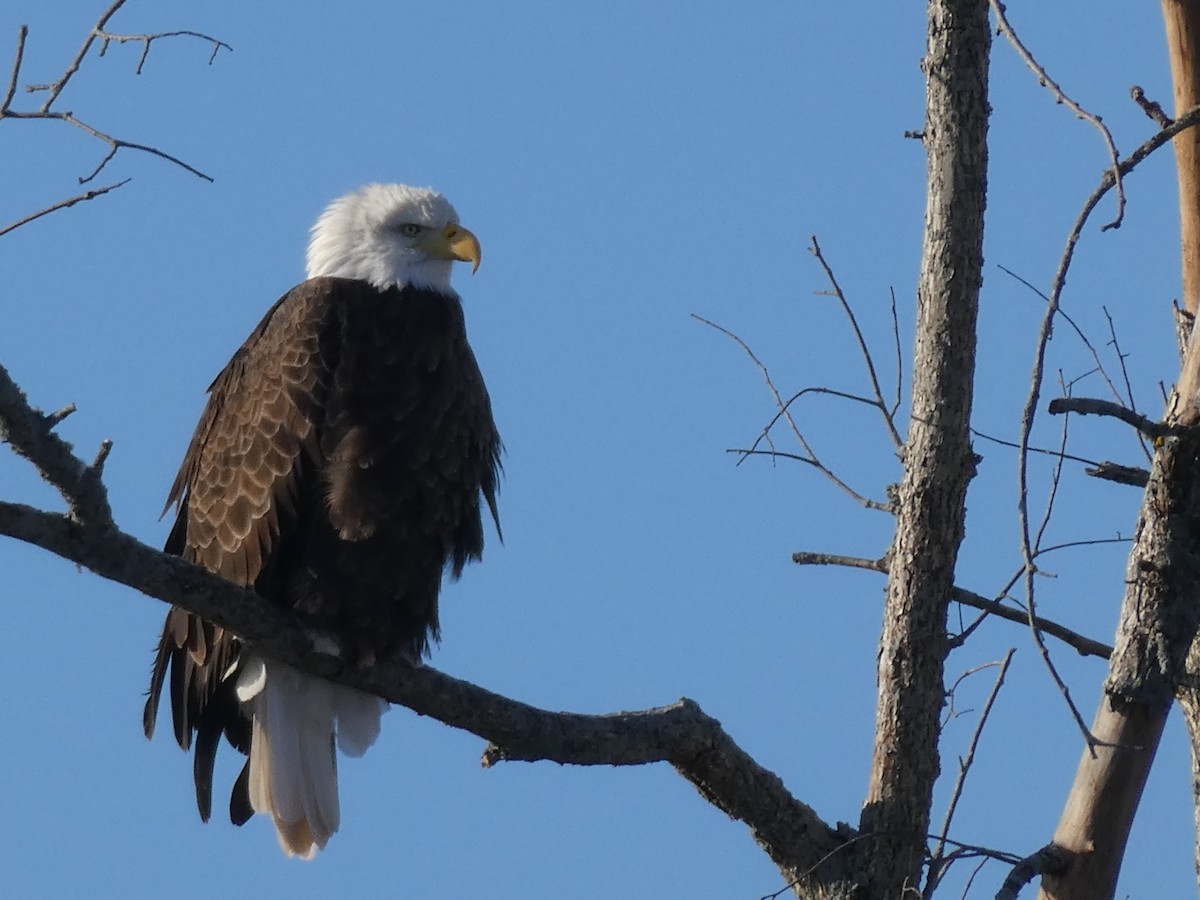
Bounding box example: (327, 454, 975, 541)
(144, 280, 338, 819)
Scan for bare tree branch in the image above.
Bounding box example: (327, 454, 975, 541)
(24, 0, 129, 109)
(996, 265, 1125, 410)
(0, 361, 854, 894)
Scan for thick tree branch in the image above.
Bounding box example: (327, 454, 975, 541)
(1083, 461, 1150, 488)
(1047, 396, 1182, 440)
(0, 366, 853, 894)
(998, 845, 1070, 900)
(0, 361, 113, 527)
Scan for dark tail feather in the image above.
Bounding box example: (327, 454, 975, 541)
(143, 624, 173, 740)
(230, 761, 254, 826)
(193, 712, 223, 822)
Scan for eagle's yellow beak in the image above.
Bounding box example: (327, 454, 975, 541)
(422, 223, 481, 274)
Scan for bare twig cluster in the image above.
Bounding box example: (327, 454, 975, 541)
(0, 0, 230, 236)
(694, 237, 906, 514)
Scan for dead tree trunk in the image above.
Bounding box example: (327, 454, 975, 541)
(1162, 0, 1200, 886)
(856, 1, 990, 896)
(1163, 0, 1200, 316)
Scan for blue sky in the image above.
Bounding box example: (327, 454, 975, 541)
(0, 1, 1191, 897)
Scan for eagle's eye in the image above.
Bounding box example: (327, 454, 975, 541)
(395, 223, 421, 237)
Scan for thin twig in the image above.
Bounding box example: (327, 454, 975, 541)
(1032, 374, 1072, 557)
(890, 287, 903, 419)
(1, 25, 27, 114)
(809, 236, 904, 448)
(989, 0, 1125, 230)
(727, 449, 818, 467)
(958, 858, 990, 900)
(1, 109, 215, 183)
(971, 426, 1101, 468)
(693, 314, 890, 511)
(926, 649, 1016, 898)
(973, 426, 1148, 486)
(0, 179, 130, 238)
(1102, 305, 1152, 461)
(790, 552, 1112, 658)
(996, 265, 1123, 406)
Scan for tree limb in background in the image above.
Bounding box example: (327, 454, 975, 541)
(1033, 3, 1200, 894)
(0, 357, 857, 898)
(791, 553, 1112, 660)
(1007, 26, 1200, 823)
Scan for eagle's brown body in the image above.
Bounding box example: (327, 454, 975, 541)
(143, 274, 501, 835)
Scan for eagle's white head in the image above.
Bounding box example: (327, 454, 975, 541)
(305, 183, 481, 293)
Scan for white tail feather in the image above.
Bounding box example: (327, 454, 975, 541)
(236, 655, 388, 858)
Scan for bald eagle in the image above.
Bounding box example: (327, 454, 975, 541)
(143, 183, 501, 858)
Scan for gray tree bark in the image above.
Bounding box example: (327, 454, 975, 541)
(857, 1, 990, 897)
